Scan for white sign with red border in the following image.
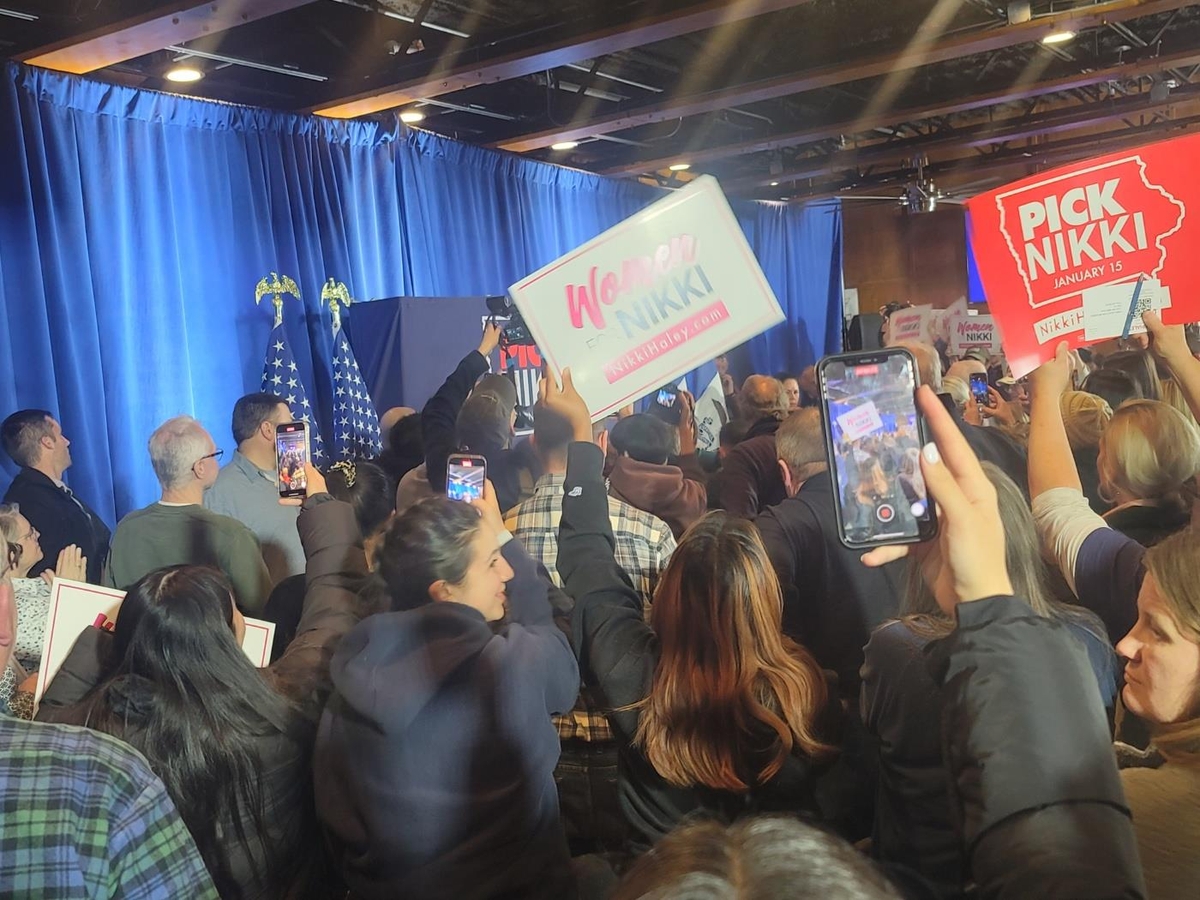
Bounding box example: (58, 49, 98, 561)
(507, 176, 784, 421)
(34, 579, 277, 706)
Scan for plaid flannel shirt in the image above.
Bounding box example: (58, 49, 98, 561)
(512, 472, 676, 741)
(0, 716, 219, 899)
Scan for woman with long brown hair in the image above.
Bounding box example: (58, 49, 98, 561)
(545, 370, 839, 849)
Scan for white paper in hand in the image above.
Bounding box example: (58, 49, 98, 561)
(34, 579, 279, 708)
(1082, 279, 1172, 341)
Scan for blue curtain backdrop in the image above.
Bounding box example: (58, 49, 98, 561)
(0, 61, 841, 523)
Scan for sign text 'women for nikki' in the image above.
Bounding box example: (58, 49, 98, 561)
(563, 234, 729, 384)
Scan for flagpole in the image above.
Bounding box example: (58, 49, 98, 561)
(254, 272, 326, 463)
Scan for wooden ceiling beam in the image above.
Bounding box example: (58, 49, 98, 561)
(602, 46, 1200, 176)
(310, 0, 817, 118)
(20, 0, 318, 75)
(496, 0, 1196, 154)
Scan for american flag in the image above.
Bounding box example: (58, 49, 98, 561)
(331, 326, 382, 459)
(262, 323, 326, 463)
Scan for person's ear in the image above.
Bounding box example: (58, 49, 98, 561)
(260, 419, 275, 442)
(428, 580, 454, 603)
(778, 459, 796, 497)
(594, 430, 609, 456)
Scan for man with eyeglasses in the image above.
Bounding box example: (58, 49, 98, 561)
(1, 409, 111, 583)
(103, 416, 271, 613)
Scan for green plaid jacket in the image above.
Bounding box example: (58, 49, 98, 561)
(0, 716, 218, 898)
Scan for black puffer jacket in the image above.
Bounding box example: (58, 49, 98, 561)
(928, 595, 1144, 899)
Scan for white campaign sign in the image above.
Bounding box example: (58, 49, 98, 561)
(949, 314, 1004, 354)
(507, 176, 784, 421)
(836, 401, 885, 442)
(34, 579, 277, 706)
(885, 306, 932, 345)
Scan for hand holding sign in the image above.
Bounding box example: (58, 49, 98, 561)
(508, 176, 784, 421)
(967, 133, 1200, 376)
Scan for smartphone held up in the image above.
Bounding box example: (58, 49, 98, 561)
(276, 422, 310, 499)
(447, 453, 487, 502)
(817, 348, 938, 549)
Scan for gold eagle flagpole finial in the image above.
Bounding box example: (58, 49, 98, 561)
(321, 278, 353, 335)
(254, 272, 301, 328)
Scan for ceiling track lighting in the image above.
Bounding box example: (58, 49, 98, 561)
(167, 45, 327, 82)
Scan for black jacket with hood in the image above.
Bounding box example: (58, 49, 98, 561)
(313, 534, 580, 900)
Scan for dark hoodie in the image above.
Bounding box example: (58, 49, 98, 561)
(607, 453, 707, 539)
(313, 537, 580, 900)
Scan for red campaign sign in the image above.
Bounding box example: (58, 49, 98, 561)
(966, 133, 1200, 377)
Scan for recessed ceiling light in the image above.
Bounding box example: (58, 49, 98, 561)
(1041, 30, 1075, 45)
(399, 110, 425, 124)
(770, 181, 779, 186)
(669, 162, 691, 171)
(550, 140, 579, 150)
(165, 66, 203, 83)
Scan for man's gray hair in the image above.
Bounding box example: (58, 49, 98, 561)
(895, 342, 943, 393)
(148, 416, 210, 491)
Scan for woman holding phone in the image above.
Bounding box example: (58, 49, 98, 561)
(313, 484, 580, 900)
(558, 361, 1143, 896)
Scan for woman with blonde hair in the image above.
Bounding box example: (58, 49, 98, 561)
(0, 503, 87, 716)
(546, 370, 839, 850)
(1094, 399, 1200, 545)
(1060, 390, 1112, 513)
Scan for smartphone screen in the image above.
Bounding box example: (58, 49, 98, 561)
(819, 349, 937, 548)
(275, 423, 309, 499)
(447, 453, 487, 502)
(647, 386, 683, 426)
(969, 372, 990, 406)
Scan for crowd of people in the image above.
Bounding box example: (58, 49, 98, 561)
(1, 311, 1198, 899)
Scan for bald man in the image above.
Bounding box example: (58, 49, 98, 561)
(379, 406, 417, 434)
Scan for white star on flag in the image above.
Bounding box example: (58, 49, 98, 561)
(261, 322, 325, 463)
(329, 324, 382, 460)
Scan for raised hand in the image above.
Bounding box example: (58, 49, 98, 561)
(1143, 310, 1191, 370)
(675, 389, 697, 455)
(53, 544, 87, 584)
(279, 463, 329, 506)
(539, 367, 592, 442)
(478, 322, 503, 358)
(469, 478, 507, 540)
(863, 385, 1013, 613)
(1027, 341, 1072, 400)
